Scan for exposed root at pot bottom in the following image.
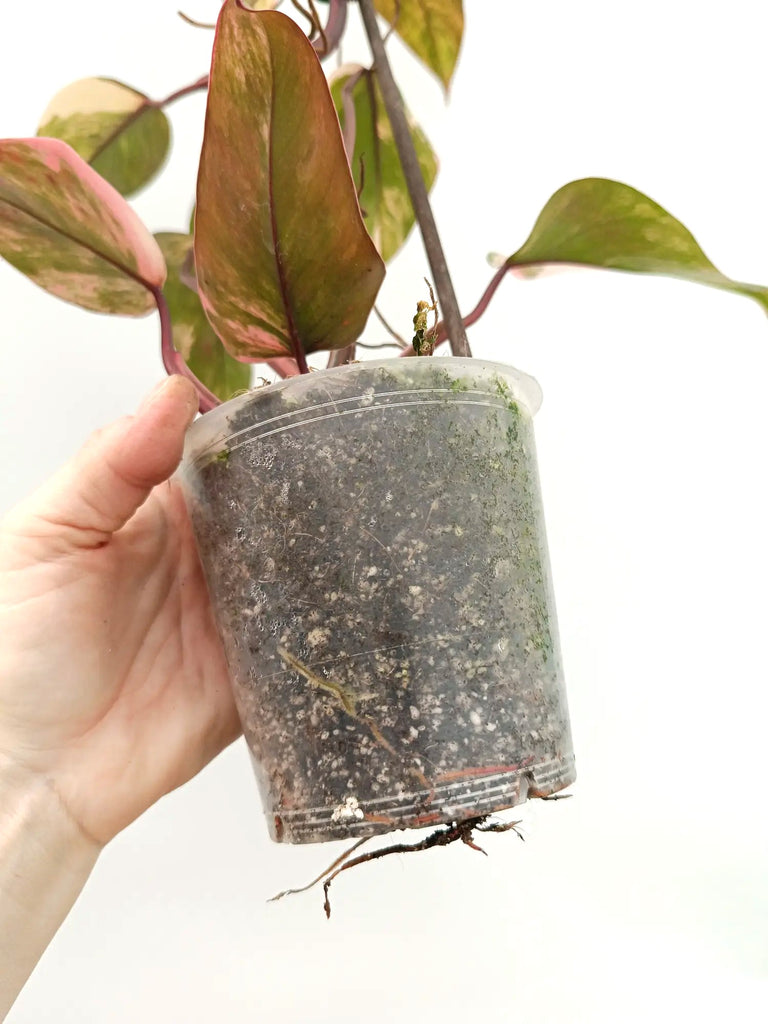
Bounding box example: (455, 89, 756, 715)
(269, 815, 525, 919)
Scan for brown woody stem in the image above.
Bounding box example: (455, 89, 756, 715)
(357, 0, 471, 358)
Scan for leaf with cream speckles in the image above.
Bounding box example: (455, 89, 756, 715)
(374, 0, 463, 91)
(0, 137, 165, 314)
(507, 178, 768, 313)
(195, 4, 385, 363)
(38, 78, 170, 198)
(156, 232, 251, 401)
(330, 64, 437, 263)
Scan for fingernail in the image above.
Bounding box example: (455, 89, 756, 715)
(137, 378, 171, 413)
(138, 376, 200, 426)
(169, 376, 200, 426)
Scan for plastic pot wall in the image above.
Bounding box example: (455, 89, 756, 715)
(180, 358, 575, 843)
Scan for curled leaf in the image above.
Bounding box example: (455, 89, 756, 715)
(156, 232, 251, 401)
(508, 178, 768, 312)
(0, 137, 165, 314)
(195, 4, 385, 364)
(330, 64, 437, 262)
(38, 78, 170, 198)
(374, 0, 463, 91)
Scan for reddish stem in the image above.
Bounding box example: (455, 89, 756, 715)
(151, 286, 221, 413)
(313, 0, 348, 59)
(149, 75, 209, 109)
(267, 357, 302, 378)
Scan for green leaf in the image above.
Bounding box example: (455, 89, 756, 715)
(195, 4, 385, 363)
(374, 0, 463, 91)
(155, 232, 251, 402)
(508, 178, 768, 312)
(0, 137, 165, 314)
(330, 64, 437, 263)
(37, 78, 170, 198)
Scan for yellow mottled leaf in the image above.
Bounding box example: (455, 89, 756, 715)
(509, 178, 768, 313)
(38, 78, 170, 197)
(374, 0, 463, 90)
(331, 64, 437, 262)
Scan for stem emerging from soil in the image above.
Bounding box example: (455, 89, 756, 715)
(357, 0, 471, 358)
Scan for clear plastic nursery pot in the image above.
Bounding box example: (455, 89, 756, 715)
(180, 358, 576, 843)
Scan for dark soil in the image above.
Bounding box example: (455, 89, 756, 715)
(181, 359, 575, 843)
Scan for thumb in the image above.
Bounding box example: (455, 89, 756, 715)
(6, 376, 199, 552)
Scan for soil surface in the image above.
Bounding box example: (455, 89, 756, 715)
(181, 360, 575, 843)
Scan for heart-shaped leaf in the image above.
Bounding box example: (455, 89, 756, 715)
(156, 232, 251, 401)
(374, 0, 463, 91)
(508, 178, 768, 312)
(37, 78, 170, 198)
(195, 3, 385, 365)
(0, 137, 165, 314)
(330, 64, 437, 263)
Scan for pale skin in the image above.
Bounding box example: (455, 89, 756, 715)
(0, 376, 241, 1018)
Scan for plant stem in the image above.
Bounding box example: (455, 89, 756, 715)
(152, 75, 209, 109)
(357, 0, 471, 358)
(151, 286, 221, 413)
(373, 304, 407, 348)
(326, 344, 356, 368)
(315, 0, 348, 58)
(177, 11, 216, 29)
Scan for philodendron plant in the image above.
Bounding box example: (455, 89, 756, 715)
(2, 0, 766, 411)
(2, 0, 767, 913)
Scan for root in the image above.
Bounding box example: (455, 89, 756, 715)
(269, 814, 524, 919)
(269, 835, 372, 903)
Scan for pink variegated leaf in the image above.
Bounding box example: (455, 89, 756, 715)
(0, 137, 164, 314)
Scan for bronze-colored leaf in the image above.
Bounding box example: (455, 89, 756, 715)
(195, 4, 385, 364)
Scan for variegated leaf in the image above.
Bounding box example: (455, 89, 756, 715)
(330, 64, 437, 262)
(156, 232, 251, 401)
(374, 0, 463, 91)
(0, 137, 165, 314)
(195, 4, 385, 363)
(38, 78, 170, 198)
(508, 178, 768, 313)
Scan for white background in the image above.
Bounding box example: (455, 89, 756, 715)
(2, 1, 767, 1020)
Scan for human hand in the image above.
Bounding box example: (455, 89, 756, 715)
(0, 376, 241, 847)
